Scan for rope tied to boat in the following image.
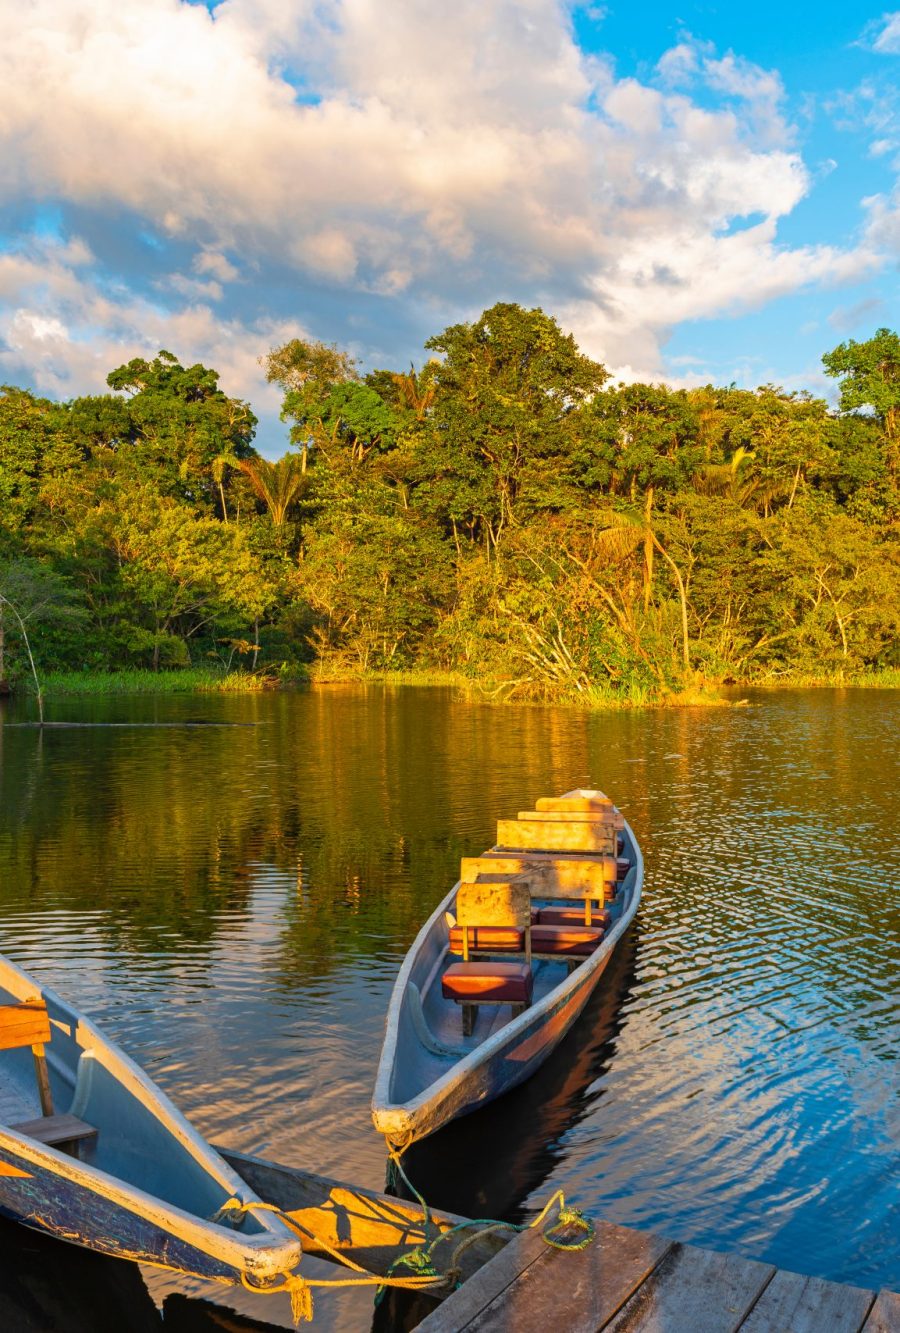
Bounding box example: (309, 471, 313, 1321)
(240, 1269, 314, 1325)
(210, 1194, 447, 1325)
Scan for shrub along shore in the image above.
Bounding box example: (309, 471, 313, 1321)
(1, 307, 898, 706)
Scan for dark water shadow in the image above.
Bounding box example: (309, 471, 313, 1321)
(162, 1293, 286, 1331)
(375, 930, 639, 1331)
(0, 1215, 297, 1332)
(0, 1214, 161, 1332)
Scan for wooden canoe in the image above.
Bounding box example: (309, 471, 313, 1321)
(0, 953, 301, 1287)
(372, 791, 643, 1145)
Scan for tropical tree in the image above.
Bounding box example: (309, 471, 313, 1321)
(105, 350, 257, 507)
(416, 303, 608, 550)
(823, 328, 900, 476)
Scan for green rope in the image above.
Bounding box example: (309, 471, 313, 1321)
(375, 1140, 595, 1305)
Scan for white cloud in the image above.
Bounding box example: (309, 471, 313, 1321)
(0, 0, 886, 396)
(862, 11, 900, 53)
(0, 233, 302, 423)
(193, 250, 240, 283)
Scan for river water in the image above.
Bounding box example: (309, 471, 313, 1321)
(0, 685, 897, 1329)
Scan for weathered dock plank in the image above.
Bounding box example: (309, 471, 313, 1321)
(604, 1244, 775, 1333)
(740, 1269, 874, 1332)
(457, 1220, 672, 1332)
(414, 1227, 549, 1330)
(863, 1291, 900, 1332)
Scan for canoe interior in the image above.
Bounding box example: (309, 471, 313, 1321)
(387, 825, 640, 1110)
(0, 974, 267, 1239)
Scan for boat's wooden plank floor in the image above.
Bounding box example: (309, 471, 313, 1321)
(416, 1219, 900, 1332)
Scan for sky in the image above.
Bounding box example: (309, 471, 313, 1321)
(1, 0, 899, 454)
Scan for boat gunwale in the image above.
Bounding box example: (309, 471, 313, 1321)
(372, 818, 643, 1138)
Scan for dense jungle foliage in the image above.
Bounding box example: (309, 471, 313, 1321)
(1, 307, 898, 702)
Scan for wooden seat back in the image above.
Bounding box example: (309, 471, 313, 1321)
(0, 999, 54, 1116)
(456, 879, 532, 964)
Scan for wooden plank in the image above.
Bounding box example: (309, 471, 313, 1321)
(32, 1046, 54, 1116)
(459, 1220, 673, 1333)
(739, 1269, 874, 1331)
(604, 1242, 775, 1333)
(10, 1113, 97, 1146)
(0, 1002, 51, 1051)
(462, 853, 618, 896)
(496, 819, 616, 854)
(415, 1227, 549, 1331)
(519, 810, 625, 830)
(219, 1147, 512, 1286)
(457, 881, 531, 930)
(863, 1291, 900, 1332)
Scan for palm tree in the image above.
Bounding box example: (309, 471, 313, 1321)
(391, 365, 436, 420)
(237, 454, 308, 527)
(577, 510, 692, 673)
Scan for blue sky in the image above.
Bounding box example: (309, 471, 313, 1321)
(0, 0, 898, 453)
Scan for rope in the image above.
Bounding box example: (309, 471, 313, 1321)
(213, 1141, 593, 1325)
(212, 1194, 447, 1326)
(374, 1140, 595, 1304)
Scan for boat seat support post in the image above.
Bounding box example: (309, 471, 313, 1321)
(0, 999, 55, 1117)
(462, 1003, 478, 1037)
(32, 1044, 54, 1117)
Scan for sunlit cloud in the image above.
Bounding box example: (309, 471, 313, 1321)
(0, 0, 891, 436)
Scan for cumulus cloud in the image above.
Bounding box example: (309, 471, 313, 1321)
(0, 0, 885, 402)
(0, 232, 303, 422)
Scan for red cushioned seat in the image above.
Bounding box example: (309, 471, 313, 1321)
(537, 906, 611, 930)
(449, 925, 525, 955)
(442, 961, 533, 1005)
(531, 924, 603, 956)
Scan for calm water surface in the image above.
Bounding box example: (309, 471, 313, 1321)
(0, 685, 897, 1329)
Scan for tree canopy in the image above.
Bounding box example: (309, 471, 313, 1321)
(0, 312, 897, 696)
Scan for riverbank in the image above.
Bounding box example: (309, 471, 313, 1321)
(3, 664, 897, 702)
(308, 664, 900, 704)
(31, 668, 290, 695)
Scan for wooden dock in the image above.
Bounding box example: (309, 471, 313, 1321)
(415, 1214, 900, 1332)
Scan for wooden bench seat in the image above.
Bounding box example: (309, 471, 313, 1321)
(449, 922, 604, 958)
(11, 1113, 97, 1149)
(536, 905, 611, 930)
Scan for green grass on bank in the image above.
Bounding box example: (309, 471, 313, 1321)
(6, 663, 897, 704)
(36, 668, 284, 696)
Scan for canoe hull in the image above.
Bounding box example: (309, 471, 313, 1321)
(373, 815, 643, 1144)
(0, 1142, 240, 1281)
(0, 955, 301, 1286)
(392, 946, 610, 1138)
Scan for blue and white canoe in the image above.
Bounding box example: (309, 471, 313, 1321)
(0, 953, 301, 1288)
(373, 790, 642, 1146)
